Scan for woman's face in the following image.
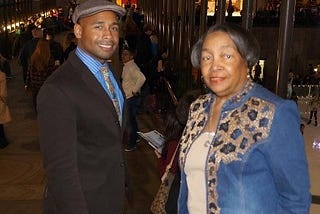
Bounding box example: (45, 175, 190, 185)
(201, 31, 248, 100)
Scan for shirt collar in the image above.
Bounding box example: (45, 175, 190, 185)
(75, 47, 108, 74)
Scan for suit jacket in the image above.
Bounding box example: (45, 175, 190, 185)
(37, 51, 127, 214)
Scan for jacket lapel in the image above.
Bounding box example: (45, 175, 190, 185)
(69, 53, 122, 122)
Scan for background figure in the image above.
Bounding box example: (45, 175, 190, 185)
(287, 69, 294, 98)
(178, 23, 310, 213)
(150, 47, 176, 113)
(37, 1, 128, 213)
(45, 31, 64, 66)
(150, 33, 158, 59)
(154, 89, 200, 213)
(134, 24, 154, 113)
(121, 48, 146, 151)
(307, 95, 319, 126)
(19, 28, 43, 85)
(0, 70, 11, 148)
(300, 123, 305, 135)
(0, 53, 13, 78)
(134, 23, 153, 76)
(118, 15, 126, 61)
(26, 39, 56, 111)
(124, 14, 140, 51)
(63, 32, 77, 61)
(253, 63, 263, 85)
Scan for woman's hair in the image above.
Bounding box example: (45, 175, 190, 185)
(191, 23, 260, 70)
(30, 39, 51, 71)
(163, 110, 184, 142)
(63, 32, 76, 50)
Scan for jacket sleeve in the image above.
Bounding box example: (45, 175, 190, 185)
(131, 65, 146, 94)
(0, 72, 7, 100)
(37, 83, 89, 214)
(267, 100, 311, 213)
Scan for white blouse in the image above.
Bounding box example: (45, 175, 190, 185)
(184, 132, 215, 213)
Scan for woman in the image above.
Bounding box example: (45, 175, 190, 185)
(0, 70, 11, 148)
(155, 90, 200, 213)
(63, 32, 77, 61)
(178, 24, 310, 213)
(26, 39, 56, 111)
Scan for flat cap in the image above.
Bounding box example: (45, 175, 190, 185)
(72, 0, 126, 24)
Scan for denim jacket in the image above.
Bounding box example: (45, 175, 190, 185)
(178, 81, 311, 214)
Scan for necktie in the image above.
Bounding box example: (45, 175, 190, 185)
(101, 66, 122, 125)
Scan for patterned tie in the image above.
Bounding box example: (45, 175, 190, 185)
(101, 66, 121, 125)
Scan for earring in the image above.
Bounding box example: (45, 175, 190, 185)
(200, 76, 207, 88)
(247, 69, 252, 80)
(247, 73, 251, 79)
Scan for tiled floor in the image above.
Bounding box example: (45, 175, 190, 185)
(0, 32, 319, 213)
(303, 119, 320, 213)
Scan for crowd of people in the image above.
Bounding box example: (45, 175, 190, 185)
(0, 0, 315, 213)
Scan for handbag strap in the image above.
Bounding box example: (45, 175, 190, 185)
(167, 143, 179, 170)
(0, 96, 6, 104)
(161, 143, 180, 181)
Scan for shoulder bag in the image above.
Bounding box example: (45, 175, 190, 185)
(150, 144, 179, 214)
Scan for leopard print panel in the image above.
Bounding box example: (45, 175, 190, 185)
(179, 82, 275, 214)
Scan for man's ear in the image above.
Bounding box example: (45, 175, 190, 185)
(74, 23, 82, 39)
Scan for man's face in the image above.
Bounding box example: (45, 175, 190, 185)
(121, 49, 133, 63)
(74, 11, 119, 62)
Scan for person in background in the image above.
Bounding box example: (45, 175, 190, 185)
(19, 28, 43, 85)
(134, 23, 153, 78)
(26, 39, 56, 112)
(154, 89, 200, 213)
(178, 23, 310, 213)
(307, 94, 320, 127)
(134, 24, 153, 113)
(0, 69, 11, 149)
(0, 53, 13, 79)
(37, 1, 127, 213)
(253, 63, 263, 85)
(151, 47, 175, 113)
(150, 33, 159, 60)
(124, 14, 140, 51)
(118, 14, 126, 61)
(45, 31, 64, 66)
(121, 47, 146, 151)
(300, 123, 305, 135)
(63, 32, 77, 61)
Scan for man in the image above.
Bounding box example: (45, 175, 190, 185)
(37, 1, 127, 213)
(45, 31, 64, 66)
(121, 48, 146, 151)
(0, 53, 13, 79)
(19, 28, 43, 85)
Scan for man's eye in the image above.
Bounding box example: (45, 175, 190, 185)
(94, 25, 102, 29)
(111, 26, 119, 32)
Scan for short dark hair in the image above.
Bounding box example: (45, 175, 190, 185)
(122, 47, 136, 56)
(190, 23, 260, 70)
(143, 23, 153, 33)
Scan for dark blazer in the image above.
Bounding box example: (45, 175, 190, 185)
(37, 51, 127, 214)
